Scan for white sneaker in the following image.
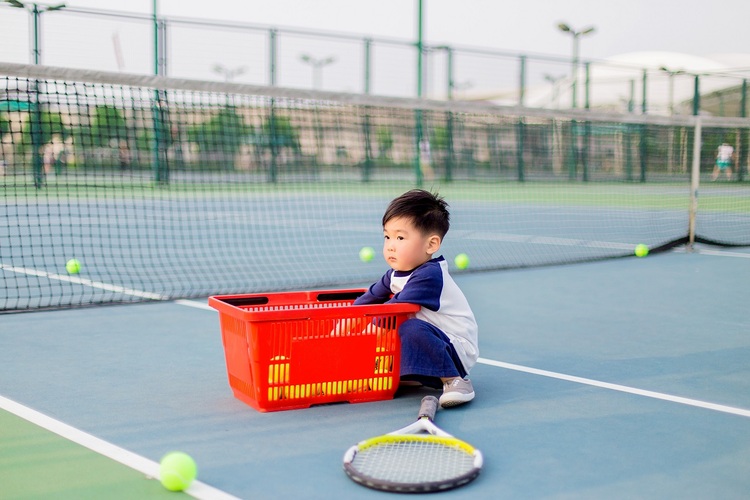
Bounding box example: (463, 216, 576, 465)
(439, 377, 475, 408)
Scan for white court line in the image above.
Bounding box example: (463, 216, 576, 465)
(460, 231, 636, 251)
(0, 263, 168, 300)
(0, 395, 240, 500)
(175, 299, 215, 311)
(478, 358, 750, 419)
(694, 249, 750, 259)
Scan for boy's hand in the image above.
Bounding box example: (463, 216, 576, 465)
(330, 318, 387, 336)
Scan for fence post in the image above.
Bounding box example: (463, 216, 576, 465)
(692, 75, 700, 116)
(362, 38, 373, 182)
(518, 55, 526, 107)
(516, 116, 525, 181)
(740, 79, 747, 181)
(445, 47, 454, 181)
(363, 38, 371, 95)
(413, 0, 424, 187)
(582, 62, 590, 181)
(639, 70, 647, 182)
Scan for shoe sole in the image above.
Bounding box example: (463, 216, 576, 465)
(439, 392, 475, 408)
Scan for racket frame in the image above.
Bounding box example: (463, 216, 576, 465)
(343, 396, 483, 492)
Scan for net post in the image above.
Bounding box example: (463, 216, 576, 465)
(688, 116, 702, 251)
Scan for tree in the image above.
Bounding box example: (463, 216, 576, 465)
(187, 106, 253, 169)
(259, 114, 300, 153)
(20, 109, 68, 152)
(376, 126, 393, 160)
(189, 107, 251, 152)
(88, 105, 128, 148)
(0, 113, 10, 138)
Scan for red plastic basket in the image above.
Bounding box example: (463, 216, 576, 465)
(208, 289, 419, 412)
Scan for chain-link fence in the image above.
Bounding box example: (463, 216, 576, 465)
(1, 3, 750, 116)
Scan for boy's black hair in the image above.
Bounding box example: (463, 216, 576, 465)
(382, 189, 450, 238)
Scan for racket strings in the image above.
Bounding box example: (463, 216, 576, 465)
(351, 438, 477, 484)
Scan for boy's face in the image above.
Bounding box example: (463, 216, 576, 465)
(382, 216, 441, 272)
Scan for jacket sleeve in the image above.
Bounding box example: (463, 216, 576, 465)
(353, 271, 393, 305)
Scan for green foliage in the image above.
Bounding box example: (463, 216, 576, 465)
(0, 113, 10, 138)
(19, 108, 69, 152)
(430, 126, 450, 152)
(259, 114, 300, 151)
(375, 126, 393, 158)
(88, 105, 128, 148)
(188, 106, 252, 154)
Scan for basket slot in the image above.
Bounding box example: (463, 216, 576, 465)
(222, 296, 270, 307)
(315, 291, 365, 302)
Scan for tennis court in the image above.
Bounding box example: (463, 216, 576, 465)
(2, 247, 749, 499)
(2, 60, 750, 498)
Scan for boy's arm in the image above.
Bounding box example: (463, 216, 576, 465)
(353, 271, 393, 305)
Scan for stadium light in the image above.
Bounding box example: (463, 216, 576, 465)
(299, 54, 336, 90)
(4, 1, 66, 64)
(212, 64, 247, 83)
(660, 66, 687, 116)
(557, 22, 595, 108)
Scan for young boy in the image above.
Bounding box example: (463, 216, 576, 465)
(354, 189, 478, 408)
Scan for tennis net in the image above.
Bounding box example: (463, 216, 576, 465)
(1, 62, 749, 311)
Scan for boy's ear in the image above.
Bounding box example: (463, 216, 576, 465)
(426, 234, 442, 254)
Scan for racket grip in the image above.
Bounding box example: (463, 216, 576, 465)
(418, 396, 439, 420)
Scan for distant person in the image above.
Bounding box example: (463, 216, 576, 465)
(419, 138, 434, 182)
(712, 142, 734, 181)
(119, 140, 131, 170)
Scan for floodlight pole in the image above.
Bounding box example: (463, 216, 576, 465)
(212, 64, 246, 82)
(299, 54, 336, 90)
(557, 22, 595, 109)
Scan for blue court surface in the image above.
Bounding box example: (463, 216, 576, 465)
(1, 248, 749, 499)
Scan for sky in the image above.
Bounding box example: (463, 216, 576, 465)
(2, 0, 749, 103)
(37, 0, 750, 60)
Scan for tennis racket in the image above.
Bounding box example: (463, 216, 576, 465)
(343, 395, 483, 493)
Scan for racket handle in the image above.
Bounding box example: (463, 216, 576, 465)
(418, 396, 439, 420)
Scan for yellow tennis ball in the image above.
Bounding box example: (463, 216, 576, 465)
(269, 355, 289, 384)
(65, 259, 81, 274)
(159, 452, 197, 492)
(634, 244, 649, 257)
(454, 253, 470, 270)
(359, 246, 375, 263)
(268, 356, 290, 400)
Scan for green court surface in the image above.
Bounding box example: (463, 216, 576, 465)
(0, 410, 189, 499)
